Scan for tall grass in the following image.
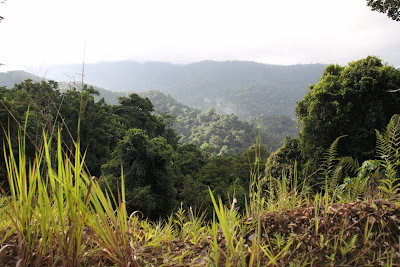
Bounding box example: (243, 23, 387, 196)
(0, 127, 139, 266)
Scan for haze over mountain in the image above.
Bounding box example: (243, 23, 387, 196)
(0, 70, 297, 153)
(0, 70, 44, 88)
(31, 60, 327, 119)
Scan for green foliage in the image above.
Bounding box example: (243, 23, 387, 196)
(367, 0, 400, 21)
(0, 79, 119, 180)
(296, 56, 400, 172)
(339, 160, 380, 201)
(265, 136, 302, 179)
(319, 135, 347, 192)
(1, 128, 142, 266)
(376, 114, 400, 196)
(193, 146, 268, 215)
(59, 85, 121, 177)
(0, 71, 42, 88)
(1, 102, 400, 266)
(101, 128, 177, 218)
(140, 90, 296, 155)
(0, 79, 62, 187)
(58, 81, 127, 105)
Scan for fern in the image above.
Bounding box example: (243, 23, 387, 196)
(320, 136, 348, 193)
(339, 160, 380, 201)
(338, 157, 360, 174)
(376, 114, 400, 164)
(320, 135, 347, 176)
(375, 114, 400, 197)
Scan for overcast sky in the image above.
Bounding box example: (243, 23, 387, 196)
(1, 0, 400, 72)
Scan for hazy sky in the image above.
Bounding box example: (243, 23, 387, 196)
(1, 0, 400, 72)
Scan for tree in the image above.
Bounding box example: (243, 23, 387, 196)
(296, 56, 400, 171)
(194, 145, 268, 216)
(265, 136, 302, 179)
(59, 85, 121, 177)
(367, 0, 400, 21)
(101, 129, 178, 219)
(113, 93, 179, 148)
(0, 80, 66, 190)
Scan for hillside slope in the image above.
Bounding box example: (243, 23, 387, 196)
(0, 70, 44, 88)
(0, 71, 297, 152)
(31, 61, 327, 118)
(140, 90, 297, 154)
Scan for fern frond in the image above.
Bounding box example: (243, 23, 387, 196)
(320, 135, 347, 176)
(338, 156, 359, 174)
(355, 175, 370, 200)
(376, 114, 400, 164)
(330, 165, 343, 191)
(375, 114, 400, 197)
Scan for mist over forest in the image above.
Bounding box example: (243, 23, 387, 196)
(31, 60, 327, 118)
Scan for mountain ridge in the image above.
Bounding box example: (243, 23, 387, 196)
(28, 60, 327, 119)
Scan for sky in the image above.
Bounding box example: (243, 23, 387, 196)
(1, 0, 400, 72)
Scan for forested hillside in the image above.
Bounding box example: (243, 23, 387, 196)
(58, 81, 127, 105)
(266, 56, 400, 183)
(0, 70, 43, 87)
(140, 90, 297, 154)
(0, 79, 271, 219)
(0, 70, 128, 105)
(2, 56, 400, 266)
(0, 70, 297, 154)
(30, 61, 327, 118)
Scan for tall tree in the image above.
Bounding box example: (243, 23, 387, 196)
(59, 85, 120, 177)
(101, 129, 177, 218)
(113, 93, 179, 148)
(296, 56, 400, 169)
(367, 0, 400, 21)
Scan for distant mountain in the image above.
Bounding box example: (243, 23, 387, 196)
(57, 81, 127, 105)
(31, 61, 327, 118)
(0, 70, 127, 105)
(0, 70, 44, 88)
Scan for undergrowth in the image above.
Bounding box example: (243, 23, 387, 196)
(1, 114, 400, 265)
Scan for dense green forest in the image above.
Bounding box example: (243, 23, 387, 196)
(0, 78, 271, 219)
(30, 61, 327, 119)
(0, 70, 298, 154)
(1, 56, 399, 218)
(139, 90, 297, 155)
(2, 56, 400, 265)
(267, 56, 400, 186)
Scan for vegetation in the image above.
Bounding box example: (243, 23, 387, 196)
(140, 90, 291, 155)
(0, 71, 43, 88)
(0, 71, 298, 154)
(267, 56, 400, 184)
(31, 61, 326, 119)
(367, 0, 400, 21)
(1, 114, 400, 266)
(1, 56, 400, 265)
(0, 78, 272, 219)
